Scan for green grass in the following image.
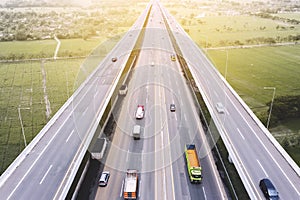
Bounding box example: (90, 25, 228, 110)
(285, 146, 300, 166)
(0, 58, 84, 173)
(206, 45, 300, 109)
(205, 46, 300, 165)
(272, 13, 300, 21)
(57, 38, 106, 57)
(0, 40, 57, 57)
(188, 15, 300, 47)
(0, 38, 106, 59)
(164, 4, 300, 47)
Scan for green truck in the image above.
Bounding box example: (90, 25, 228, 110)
(185, 144, 202, 183)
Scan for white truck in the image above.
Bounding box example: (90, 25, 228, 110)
(132, 125, 141, 140)
(123, 169, 138, 200)
(119, 84, 128, 95)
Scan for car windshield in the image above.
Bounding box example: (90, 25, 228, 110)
(268, 189, 278, 196)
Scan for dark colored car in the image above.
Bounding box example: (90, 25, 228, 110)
(259, 178, 279, 200)
(170, 104, 176, 112)
(111, 57, 117, 62)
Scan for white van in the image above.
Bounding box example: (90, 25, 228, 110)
(119, 84, 128, 96)
(132, 125, 141, 140)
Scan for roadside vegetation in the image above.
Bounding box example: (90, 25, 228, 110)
(163, 0, 300, 165)
(0, 1, 145, 174)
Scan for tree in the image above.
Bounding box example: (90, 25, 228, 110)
(15, 30, 27, 41)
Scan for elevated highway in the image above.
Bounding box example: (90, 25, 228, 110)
(159, 2, 300, 199)
(0, 1, 299, 199)
(0, 3, 152, 200)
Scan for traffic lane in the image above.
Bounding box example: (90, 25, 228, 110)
(158, 62, 177, 200)
(8, 116, 82, 200)
(195, 51, 300, 198)
(165, 86, 208, 200)
(132, 61, 157, 199)
(2, 79, 109, 196)
(0, 95, 81, 195)
(95, 106, 136, 199)
(163, 64, 206, 200)
(165, 59, 227, 199)
(2, 100, 83, 199)
(164, 5, 300, 198)
(95, 50, 150, 199)
(95, 168, 125, 200)
(224, 89, 300, 198)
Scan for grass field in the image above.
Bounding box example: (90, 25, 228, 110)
(165, 4, 300, 47)
(0, 58, 84, 172)
(272, 13, 300, 21)
(205, 45, 300, 163)
(187, 15, 300, 47)
(206, 45, 300, 108)
(0, 37, 106, 59)
(0, 34, 118, 174)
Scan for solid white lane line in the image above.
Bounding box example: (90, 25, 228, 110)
(202, 186, 207, 200)
(257, 159, 268, 177)
(139, 180, 141, 198)
(237, 128, 245, 140)
(66, 129, 75, 143)
(120, 179, 124, 198)
(39, 165, 53, 185)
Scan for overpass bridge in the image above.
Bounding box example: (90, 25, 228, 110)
(0, 1, 299, 199)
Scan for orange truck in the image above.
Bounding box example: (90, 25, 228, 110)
(123, 169, 138, 199)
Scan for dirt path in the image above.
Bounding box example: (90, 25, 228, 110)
(41, 60, 52, 119)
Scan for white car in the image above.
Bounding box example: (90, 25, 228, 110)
(135, 105, 145, 119)
(99, 171, 110, 187)
(216, 102, 225, 113)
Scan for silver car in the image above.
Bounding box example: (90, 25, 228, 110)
(216, 102, 225, 113)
